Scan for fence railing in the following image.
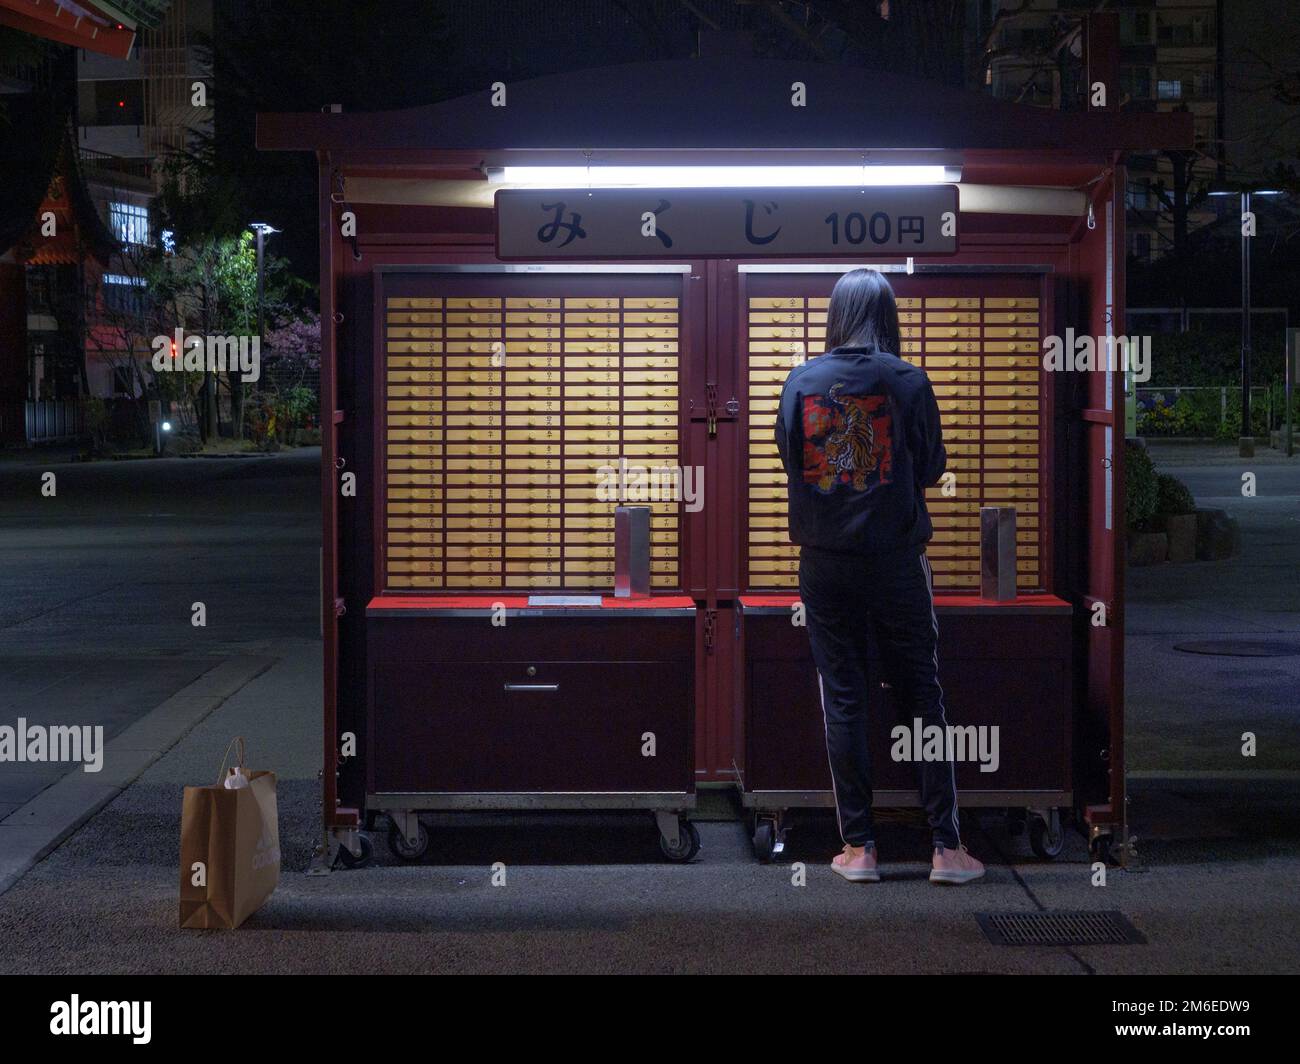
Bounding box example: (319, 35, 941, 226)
(78, 147, 154, 184)
(0, 401, 89, 445)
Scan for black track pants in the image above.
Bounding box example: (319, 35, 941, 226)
(798, 546, 962, 850)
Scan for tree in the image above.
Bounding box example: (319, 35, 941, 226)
(149, 229, 270, 441)
(152, 143, 297, 441)
(83, 239, 165, 443)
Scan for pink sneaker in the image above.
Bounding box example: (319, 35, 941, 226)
(929, 844, 985, 885)
(831, 843, 880, 882)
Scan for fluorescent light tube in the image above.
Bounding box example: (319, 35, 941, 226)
(491, 165, 960, 188)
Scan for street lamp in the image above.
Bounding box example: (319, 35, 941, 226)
(248, 222, 282, 344)
(1207, 186, 1283, 457)
(154, 418, 172, 456)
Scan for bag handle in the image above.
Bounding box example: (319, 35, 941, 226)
(215, 736, 247, 786)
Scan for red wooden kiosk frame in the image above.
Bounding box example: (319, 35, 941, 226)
(258, 42, 1191, 870)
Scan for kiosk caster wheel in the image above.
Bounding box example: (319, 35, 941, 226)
(1090, 832, 1116, 865)
(752, 819, 776, 862)
(658, 818, 700, 863)
(1029, 810, 1064, 859)
(387, 820, 431, 862)
(333, 834, 373, 870)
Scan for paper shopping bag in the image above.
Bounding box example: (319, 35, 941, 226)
(179, 737, 281, 929)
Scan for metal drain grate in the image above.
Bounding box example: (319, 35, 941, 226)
(976, 911, 1145, 946)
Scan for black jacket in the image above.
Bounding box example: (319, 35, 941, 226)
(774, 345, 946, 556)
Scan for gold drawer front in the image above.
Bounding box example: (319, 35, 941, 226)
(382, 290, 683, 592)
(745, 288, 1045, 593)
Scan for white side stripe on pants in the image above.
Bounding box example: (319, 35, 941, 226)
(920, 553, 962, 847)
(816, 670, 848, 845)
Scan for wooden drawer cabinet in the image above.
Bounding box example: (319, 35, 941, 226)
(366, 612, 696, 796)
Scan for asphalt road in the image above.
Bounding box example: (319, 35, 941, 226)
(0, 442, 1297, 973)
(0, 449, 320, 811)
(1128, 444, 1300, 775)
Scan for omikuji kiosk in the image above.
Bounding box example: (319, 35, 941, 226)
(258, 44, 1191, 868)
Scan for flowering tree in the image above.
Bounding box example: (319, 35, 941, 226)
(249, 312, 321, 447)
(263, 314, 321, 381)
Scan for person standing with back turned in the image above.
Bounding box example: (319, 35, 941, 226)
(775, 268, 985, 886)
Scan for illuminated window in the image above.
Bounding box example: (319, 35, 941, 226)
(109, 202, 150, 245)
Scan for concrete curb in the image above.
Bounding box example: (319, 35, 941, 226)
(1128, 770, 1300, 781)
(0, 656, 275, 895)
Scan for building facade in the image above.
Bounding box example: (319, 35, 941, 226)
(77, 0, 213, 399)
(980, 0, 1223, 264)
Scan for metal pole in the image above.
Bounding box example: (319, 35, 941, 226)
(1240, 191, 1253, 457)
(256, 227, 266, 340)
(1287, 327, 1296, 458)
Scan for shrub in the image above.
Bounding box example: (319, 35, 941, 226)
(280, 385, 316, 436)
(1137, 391, 1196, 436)
(83, 397, 109, 451)
(246, 402, 279, 452)
(1155, 473, 1196, 515)
(1137, 390, 1230, 437)
(1215, 397, 1273, 441)
(1125, 441, 1158, 530)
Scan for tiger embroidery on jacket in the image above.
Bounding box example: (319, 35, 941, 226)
(821, 382, 878, 491)
(801, 382, 893, 494)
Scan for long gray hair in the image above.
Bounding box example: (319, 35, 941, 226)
(823, 268, 902, 354)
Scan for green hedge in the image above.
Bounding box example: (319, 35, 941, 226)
(1138, 329, 1286, 439)
(1147, 329, 1285, 387)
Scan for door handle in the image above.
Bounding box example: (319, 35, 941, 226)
(503, 683, 559, 692)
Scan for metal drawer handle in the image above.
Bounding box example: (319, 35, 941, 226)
(503, 683, 559, 692)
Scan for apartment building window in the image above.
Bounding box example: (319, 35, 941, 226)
(1194, 72, 1214, 98)
(1130, 232, 1152, 261)
(1157, 79, 1183, 100)
(102, 272, 147, 316)
(109, 202, 150, 246)
(1158, 17, 1211, 47)
(1121, 66, 1152, 100)
(1127, 180, 1156, 211)
(1120, 11, 1152, 45)
(26, 265, 57, 314)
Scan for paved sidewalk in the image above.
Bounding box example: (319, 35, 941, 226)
(1127, 443, 1300, 775)
(0, 657, 273, 895)
(1, 441, 1296, 973)
(0, 638, 1296, 974)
